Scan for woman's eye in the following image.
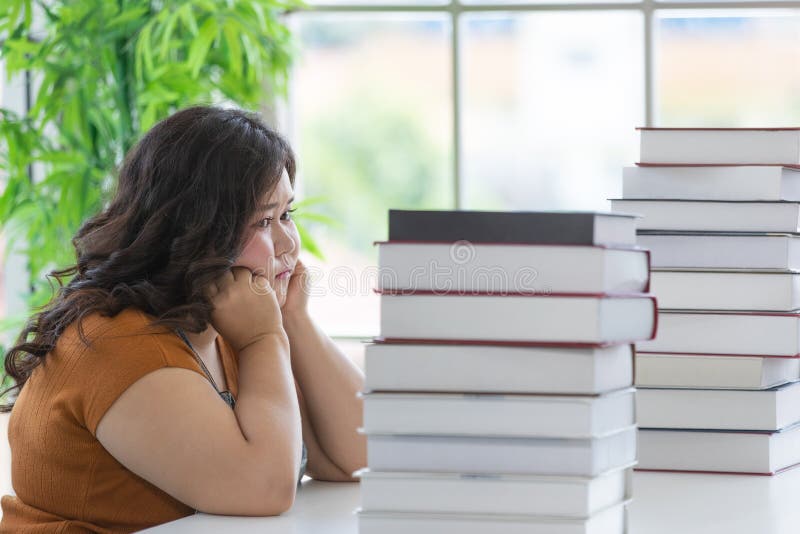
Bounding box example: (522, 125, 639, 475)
(281, 208, 297, 221)
(257, 217, 273, 228)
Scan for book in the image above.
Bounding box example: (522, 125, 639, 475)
(376, 241, 650, 295)
(610, 199, 800, 233)
(356, 466, 633, 518)
(637, 127, 800, 165)
(621, 165, 800, 201)
(388, 210, 638, 247)
(357, 501, 629, 534)
(365, 342, 634, 395)
(637, 381, 800, 431)
(637, 232, 800, 270)
(636, 311, 800, 357)
(378, 291, 657, 346)
(635, 352, 800, 390)
(649, 270, 800, 311)
(361, 388, 635, 439)
(366, 426, 637, 477)
(637, 423, 800, 475)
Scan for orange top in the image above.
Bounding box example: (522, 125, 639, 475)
(0, 307, 240, 533)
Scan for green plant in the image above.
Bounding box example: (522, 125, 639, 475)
(0, 0, 330, 386)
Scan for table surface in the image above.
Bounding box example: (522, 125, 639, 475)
(143, 467, 800, 533)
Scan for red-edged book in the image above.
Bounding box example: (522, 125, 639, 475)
(376, 289, 657, 347)
(375, 240, 650, 295)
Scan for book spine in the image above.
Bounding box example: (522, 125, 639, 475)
(388, 211, 600, 245)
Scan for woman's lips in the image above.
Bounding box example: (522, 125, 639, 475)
(276, 270, 292, 280)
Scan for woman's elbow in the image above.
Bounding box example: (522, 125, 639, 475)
(192, 468, 297, 516)
(262, 479, 298, 515)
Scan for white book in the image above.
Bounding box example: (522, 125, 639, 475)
(356, 466, 633, 518)
(621, 165, 800, 201)
(364, 343, 633, 395)
(638, 128, 800, 164)
(636, 311, 800, 357)
(638, 233, 800, 270)
(637, 381, 800, 431)
(366, 426, 637, 477)
(357, 502, 629, 534)
(637, 424, 800, 474)
(611, 199, 800, 233)
(361, 389, 635, 439)
(649, 270, 800, 311)
(635, 352, 800, 390)
(379, 292, 657, 345)
(376, 242, 650, 294)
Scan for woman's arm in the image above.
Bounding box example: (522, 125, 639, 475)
(284, 311, 367, 480)
(97, 333, 302, 515)
(281, 259, 367, 479)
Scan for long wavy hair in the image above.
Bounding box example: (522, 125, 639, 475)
(1, 105, 296, 411)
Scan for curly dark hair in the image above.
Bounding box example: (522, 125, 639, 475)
(1, 105, 296, 411)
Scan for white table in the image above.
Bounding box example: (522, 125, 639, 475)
(145, 468, 800, 533)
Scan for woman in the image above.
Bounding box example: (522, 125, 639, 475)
(0, 106, 367, 532)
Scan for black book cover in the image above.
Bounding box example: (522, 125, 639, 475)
(388, 209, 634, 245)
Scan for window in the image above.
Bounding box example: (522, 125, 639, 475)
(287, 0, 800, 341)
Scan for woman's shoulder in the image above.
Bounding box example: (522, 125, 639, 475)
(60, 307, 193, 362)
(52, 307, 206, 434)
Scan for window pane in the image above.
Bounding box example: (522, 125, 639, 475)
(461, 12, 644, 211)
(656, 11, 800, 126)
(289, 14, 453, 337)
(463, 0, 637, 5)
(309, 0, 447, 6)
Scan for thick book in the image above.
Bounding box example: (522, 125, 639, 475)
(637, 381, 800, 431)
(376, 241, 650, 294)
(638, 232, 800, 270)
(356, 466, 633, 518)
(636, 311, 800, 357)
(637, 127, 800, 165)
(649, 269, 800, 311)
(621, 165, 800, 201)
(635, 352, 800, 390)
(366, 426, 637, 477)
(637, 424, 800, 475)
(365, 343, 634, 395)
(357, 502, 629, 534)
(361, 389, 635, 439)
(378, 290, 657, 346)
(387, 210, 638, 247)
(611, 199, 800, 233)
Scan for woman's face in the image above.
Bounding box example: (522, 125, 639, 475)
(234, 169, 300, 307)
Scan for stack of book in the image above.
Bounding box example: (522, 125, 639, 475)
(356, 209, 657, 533)
(611, 127, 800, 475)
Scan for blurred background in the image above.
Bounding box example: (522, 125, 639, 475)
(1, 1, 799, 368)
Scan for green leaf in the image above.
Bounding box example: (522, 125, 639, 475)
(222, 19, 243, 78)
(177, 3, 199, 36)
(187, 16, 218, 77)
(294, 211, 340, 227)
(158, 11, 179, 60)
(295, 221, 325, 261)
(107, 6, 149, 30)
(135, 20, 155, 80)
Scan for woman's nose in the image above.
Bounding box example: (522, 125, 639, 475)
(272, 220, 296, 257)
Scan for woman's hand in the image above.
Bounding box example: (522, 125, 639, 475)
(281, 258, 311, 318)
(205, 265, 286, 353)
